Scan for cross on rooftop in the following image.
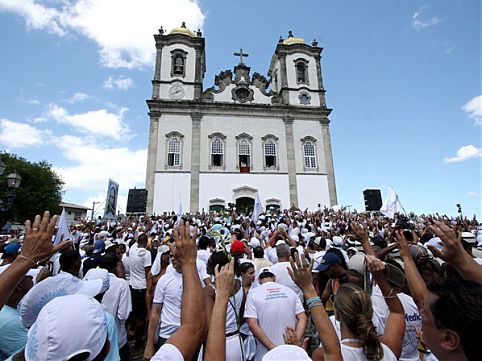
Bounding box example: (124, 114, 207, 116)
(233, 48, 249, 65)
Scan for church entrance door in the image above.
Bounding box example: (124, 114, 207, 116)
(235, 197, 254, 214)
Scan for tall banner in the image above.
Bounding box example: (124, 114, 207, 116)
(379, 187, 404, 219)
(104, 179, 119, 219)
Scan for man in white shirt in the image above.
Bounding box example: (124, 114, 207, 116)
(197, 235, 211, 265)
(127, 233, 152, 355)
(99, 252, 132, 361)
(144, 257, 184, 360)
(245, 267, 307, 361)
(270, 244, 302, 299)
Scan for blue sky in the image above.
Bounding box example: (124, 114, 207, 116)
(0, 0, 480, 217)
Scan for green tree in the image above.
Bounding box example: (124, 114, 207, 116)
(0, 152, 63, 227)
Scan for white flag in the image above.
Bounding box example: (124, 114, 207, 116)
(54, 208, 72, 246)
(379, 187, 404, 219)
(176, 192, 182, 226)
(252, 193, 263, 222)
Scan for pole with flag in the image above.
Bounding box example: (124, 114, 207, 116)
(176, 192, 182, 226)
(379, 187, 406, 218)
(53, 208, 72, 246)
(252, 193, 263, 222)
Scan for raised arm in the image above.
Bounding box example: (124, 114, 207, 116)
(288, 256, 342, 361)
(351, 222, 377, 256)
(164, 221, 206, 360)
(395, 230, 428, 309)
(428, 220, 482, 284)
(0, 211, 70, 309)
(204, 259, 235, 361)
(365, 255, 405, 358)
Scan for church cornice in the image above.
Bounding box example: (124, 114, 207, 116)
(146, 99, 332, 122)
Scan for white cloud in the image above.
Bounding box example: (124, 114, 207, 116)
(47, 103, 130, 140)
(444, 145, 482, 163)
(0, 0, 66, 35)
(0, 118, 50, 148)
(462, 95, 482, 126)
(68, 92, 90, 103)
(52, 135, 147, 204)
(0, 0, 205, 69)
(468, 192, 480, 197)
(103, 76, 135, 90)
(412, 6, 444, 31)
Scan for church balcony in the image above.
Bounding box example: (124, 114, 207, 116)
(240, 166, 250, 173)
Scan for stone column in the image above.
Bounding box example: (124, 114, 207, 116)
(152, 46, 162, 99)
(190, 112, 202, 212)
(283, 116, 299, 207)
(320, 119, 338, 206)
(279, 55, 290, 104)
(145, 112, 160, 214)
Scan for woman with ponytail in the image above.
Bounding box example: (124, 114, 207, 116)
(333, 255, 405, 360)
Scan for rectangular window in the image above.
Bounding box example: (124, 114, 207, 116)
(264, 141, 276, 168)
(212, 154, 223, 167)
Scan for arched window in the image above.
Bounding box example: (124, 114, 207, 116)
(296, 63, 306, 83)
(171, 50, 187, 77)
(294, 58, 309, 84)
(303, 141, 316, 169)
(167, 138, 181, 166)
(211, 138, 224, 167)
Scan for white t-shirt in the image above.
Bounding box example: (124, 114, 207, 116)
(153, 270, 183, 338)
(371, 287, 422, 361)
(341, 342, 397, 361)
(128, 244, 152, 289)
(151, 343, 183, 361)
(197, 249, 211, 265)
(264, 247, 278, 264)
(101, 273, 132, 348)
(166, 259, 209, 286)
(270, 261, 302, 299)
(121, 253, 130, 282)
(328, 313, 385, 341)
(245, 281, 304, 361)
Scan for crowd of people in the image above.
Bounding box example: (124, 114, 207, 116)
(0, 207, 481, 361)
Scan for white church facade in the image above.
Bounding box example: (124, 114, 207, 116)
(145, 24, 337, 214)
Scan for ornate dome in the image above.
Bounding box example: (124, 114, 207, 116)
(282, 31, 305, 45)
(169, 22, 195, 37)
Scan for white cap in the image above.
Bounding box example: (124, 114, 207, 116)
(332, 236, 343, 246)
(262, 345, 311, 360)
(24, 294, 108, 361)
(20, 273, 104, 328)
(83, 268, 110, 294)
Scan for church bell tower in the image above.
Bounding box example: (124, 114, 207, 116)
(151, 22, 206, 101)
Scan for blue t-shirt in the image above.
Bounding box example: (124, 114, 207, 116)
(105, 311, 120, 361)
(0, 305, 28, 360)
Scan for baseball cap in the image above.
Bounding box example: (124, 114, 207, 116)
(258, 267, 275, 279)
(313, 237, 323, 246)
(262, 345, 311, 360)
(1, 242, 20, 259)
(461, 231, 476, 244)
(24, 294, 108, 361)
(93, 240, 105, 254)
(230, 240, 245, 254)
(384, 259, 406, 288)
(316, 253, 341, 272)
(83, 268, 110, 294)
(20, 272, 104, 328)
(332, 236, 343, 247)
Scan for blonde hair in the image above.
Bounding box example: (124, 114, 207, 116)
(334, 283, 384, 361)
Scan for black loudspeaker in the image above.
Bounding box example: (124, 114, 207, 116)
(363, 189, 382, 212)
(126, 188, 148, 214)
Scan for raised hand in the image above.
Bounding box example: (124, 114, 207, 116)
(21, 211, 72, 266)
(350, 222, 369, 244)
(364, 254, 385, 276)
(172, 219, 198, 267)
(394, 230, 410, 259)
(428, 220, 468, 265)
(214, 259, 235, 299)
(288, 254, 314, 292)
